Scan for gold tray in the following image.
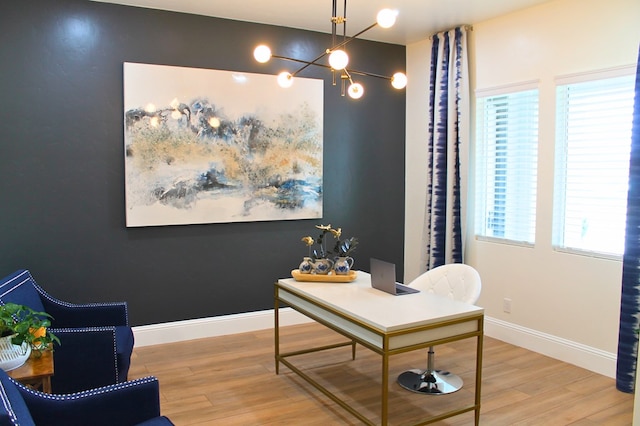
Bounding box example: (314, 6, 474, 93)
(291, 269, 357, 282)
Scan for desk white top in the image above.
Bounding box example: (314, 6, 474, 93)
(278, 271, 483, 333)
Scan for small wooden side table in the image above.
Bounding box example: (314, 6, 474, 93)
(7, 350, 54, 393)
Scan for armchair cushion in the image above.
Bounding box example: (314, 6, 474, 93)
(0, 369, 173, 426)
(116, 325, 135, 380)
(50, 327, 134, 393)
(0, 270, 134, 393)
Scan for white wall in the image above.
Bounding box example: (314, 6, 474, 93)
(405, 0, 640, 376)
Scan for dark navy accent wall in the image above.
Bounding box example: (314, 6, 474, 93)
(0, 0, 406, 326)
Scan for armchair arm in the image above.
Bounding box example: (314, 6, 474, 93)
(49, 327, 120, 393)
(40, 296, 129, 328)
(17, 376, 163, 426)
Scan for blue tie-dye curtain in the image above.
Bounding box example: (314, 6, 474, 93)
(424, 27, 469, 269)
(617, 46, 640, 393)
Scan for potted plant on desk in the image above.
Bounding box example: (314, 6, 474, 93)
(331, 236, 358, 275)
(299, 224, 358, 275)
(0, 303, 59, 371)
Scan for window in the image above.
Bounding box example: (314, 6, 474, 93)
(553, 69, 635, 258)
(475, 85, 539, 245)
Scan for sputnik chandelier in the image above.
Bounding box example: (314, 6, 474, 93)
(253, 0, 407, 100)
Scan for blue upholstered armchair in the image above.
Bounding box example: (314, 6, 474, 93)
(0, 270, 134, 394)
(0, 369, 173, 426)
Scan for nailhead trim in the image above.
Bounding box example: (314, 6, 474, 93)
(0, 380, 20, 425)
(10, 376, 158, 401)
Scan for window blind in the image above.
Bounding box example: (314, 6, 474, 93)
(553, 72, 635, 257)
(475, 88, 539, 245)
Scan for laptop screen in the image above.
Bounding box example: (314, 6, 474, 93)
(370, 258, 419, 295)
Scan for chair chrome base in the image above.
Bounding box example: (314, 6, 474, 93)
(397, 368, 463, 395)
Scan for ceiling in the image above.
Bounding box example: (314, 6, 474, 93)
(90, 0, 555, 45)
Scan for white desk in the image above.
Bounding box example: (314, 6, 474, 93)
(275, 271, 484, 425)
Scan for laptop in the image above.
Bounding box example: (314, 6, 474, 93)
(370, 258, 419, 296)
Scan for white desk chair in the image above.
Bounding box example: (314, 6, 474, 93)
(397, 263, 481, 394)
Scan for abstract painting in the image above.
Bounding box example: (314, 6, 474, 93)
(123, 62, 323, 227)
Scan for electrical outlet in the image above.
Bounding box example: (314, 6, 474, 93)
(503, 297, 512, 313)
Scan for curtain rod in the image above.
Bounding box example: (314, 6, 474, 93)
(429, 25, 473, 40)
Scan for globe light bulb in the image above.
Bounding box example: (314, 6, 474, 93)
(391, 72, 408, 89)
(253, 45, 272, 63)
(347, 82, 364, 99)
(377, 9, 398, 29)
(328, 49, 349, 70)
(277, 71, 293, 88)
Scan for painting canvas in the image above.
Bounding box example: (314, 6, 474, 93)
(123, 62, 323, 227)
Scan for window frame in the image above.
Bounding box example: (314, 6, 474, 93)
(552, 66, 635, 260)
(474, 81, 540, 247)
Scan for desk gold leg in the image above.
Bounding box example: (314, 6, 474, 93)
(475, 319, 484, 425)
(274, 288, 280, 375)
(382, 351, 389, 425)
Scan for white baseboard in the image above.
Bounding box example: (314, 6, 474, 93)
(485, 316, 617, 378)
(133, 311, 616, 379)
(132, 308, 311, 347)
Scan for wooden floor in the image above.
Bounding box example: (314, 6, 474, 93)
(129, 322, 633, 425)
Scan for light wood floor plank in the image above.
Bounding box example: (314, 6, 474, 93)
(130, 322, 633, 425)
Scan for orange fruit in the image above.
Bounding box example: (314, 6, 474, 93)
(29, 327, 46, 338)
